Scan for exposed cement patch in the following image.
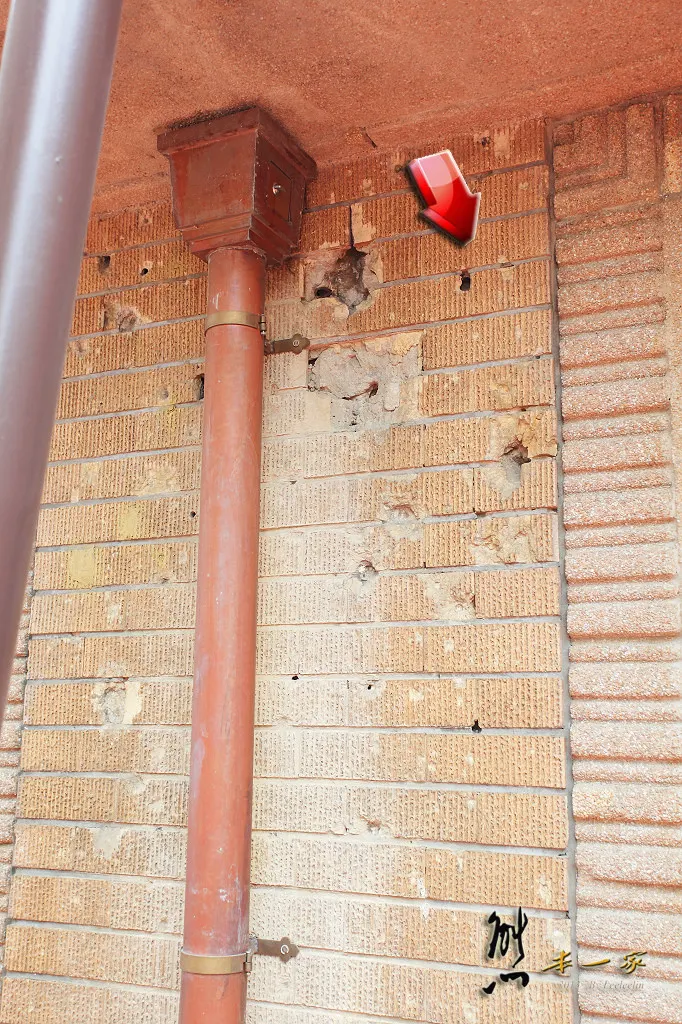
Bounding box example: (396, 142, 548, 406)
(308, 331, 421, 430)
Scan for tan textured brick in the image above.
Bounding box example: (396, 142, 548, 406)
(299, 206, 350, 252)
(260, 471, 477, 530)
(34, 541, 198, 590)
(15, 775, 568, 848)
(42, 450, 200, 504)
(258, 523, 425, 578)
(559, 270, 663, 324)
(424, 621, 561, 672)
(474, 566, 560, 617)
(37, 494, 199, 547)
(579, 976, 682, 1024)
(57, 362, 203, 418)
(421, 357, 554, 416)
(351, 166, 548, 242)
(78, 240, 204, 295)
(307, 120, 546, 206)
(84, 203, 177, 254)
(250, 889, 567, 968)
(71, 277, 206, 337)
(423, 309, 552, 370)
(30, 584, 196, 634)
(257, 566, 557, 625)
(10, 873, 184, 932)
(253, 780, 568, 847)
(557, 300, 664, 338)
(572, 721, 682, 763)
(379, 213, 549, 281)
(265, 261, 305, 303)
(5, 923, 180, 988)
(473, 458, 557, 512)
(1, 976, 178, 1024)
(425, 512, 557, 567)
(24, 679, 192, 726)
(23, 674, 561, 729)
(253, 729, 565, 786)
(265, 423, 424, 481)
(252, 833, 568, 909)
(21, 727, 190, 774)
(247, 950, 571, 1023)
(569, 663, 681, 699)
(663, 93, 682, 195)
(257, 625, 422, 674)
(28, 632, 194, 680)
(423, 408, 557, 466)
(63, 319, 203, 377)
(268, 261, 550, 342)
(49, 404, 201, 461)
(561, 355, 667, 389)
(257, 674, 562, 728)
(562, 409, 668, 443)
(18, 775, 188, 827)
(14, 822, 186, 878)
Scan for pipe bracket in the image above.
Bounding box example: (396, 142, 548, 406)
(180, 936, 299, 976)
(180, 949, 251, 976)
(205, 310, 266, 335)
(264, 333, 309, 356)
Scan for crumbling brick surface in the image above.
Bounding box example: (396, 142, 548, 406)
(554, 93, 682, 1020)
(0, 116, 573, 1022)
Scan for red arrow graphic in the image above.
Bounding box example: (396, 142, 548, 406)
(407, 150, 480, 245)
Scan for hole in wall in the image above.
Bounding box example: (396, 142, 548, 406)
(97, 255, 111, 274)
(503, 440, 531, 469)
(472, 720, 482, 733)
(306, 244, 379, 315)
(140, 267, 149, 277)
(189, 510, 197, 519)
(460, 270, 471, 291)
(352, 560, 378, 584)
(194, 374, 205, 401)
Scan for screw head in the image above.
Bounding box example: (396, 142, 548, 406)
(272, 183, 283, 195)
(280, 943, 289, 955)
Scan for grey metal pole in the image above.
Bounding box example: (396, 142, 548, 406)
(0, 0, 123, 718)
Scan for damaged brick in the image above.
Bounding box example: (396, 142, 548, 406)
(306, 244, 380, 315)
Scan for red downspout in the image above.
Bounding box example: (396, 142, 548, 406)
(181, 245, 265, 1022)
(158, 109, 314, 1024)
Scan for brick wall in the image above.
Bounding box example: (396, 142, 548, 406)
(0, 118, 574, 1022)
(554, 95, 682, 1022)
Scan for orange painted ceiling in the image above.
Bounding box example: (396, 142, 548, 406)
(2, 0, 682, 208)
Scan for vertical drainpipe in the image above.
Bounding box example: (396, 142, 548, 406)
(158, 109, 315, 1024)
(0, 0, 122, 724)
